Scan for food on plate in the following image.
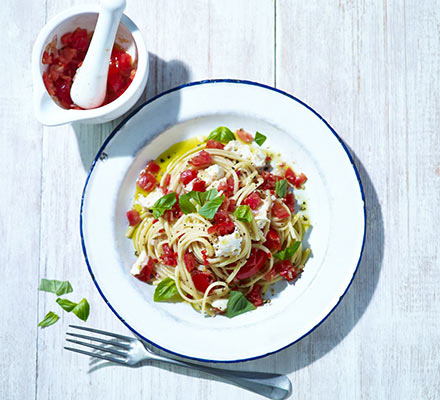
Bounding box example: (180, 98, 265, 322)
(42, 27, 136, 109)
(125, 126, 310, 317)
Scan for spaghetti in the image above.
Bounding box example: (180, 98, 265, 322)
(125, 127, 310, 317)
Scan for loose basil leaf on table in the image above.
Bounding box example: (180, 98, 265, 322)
(38, 311, 60, 328)
(72, 298, 90, 321)
(56, 298, 77, 312)
(207, 126, 235, 144)
(39, 279, 73, 296)
(226, 291, 256, 318)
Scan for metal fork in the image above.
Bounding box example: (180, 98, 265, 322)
(65, 325, 290, 399)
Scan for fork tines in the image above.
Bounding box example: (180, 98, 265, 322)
(64, 325, 131, 365)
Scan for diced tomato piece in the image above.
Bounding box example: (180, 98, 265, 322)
(264, 229, 282, 251)
(218, 176, 235, 197)
(283, 192, 295, 212)
(164, 194, 182, 221)
(294, 173, 307, 188)
(146, 161, 160, 174)
(59, 47, 77, 64)
(243, 192, 261, 210)
(163, 174, 171, 186)
(264, 268, 277, 281)
(236, 128, 253, 143)
(184, 252, 197, 272)
(160, 243, 177, 266)
(206, 139, 225, 149)
(261, 171, 282, 190)
(275, 260, 298, 281)
(192, 179, 206, 192)
(191, 271, 213, 293)
(70, 28, 90, 51)
(271, 201, 290, 219)
(134, 258, 155, 283)
(189, 150, 212, 168)
(213, 210, 230, 224)
(42, 72, 56, 96)
(179, 169, 198, 184)
(201, 249, 210, 266)
(126, 209, 141, 226)
(60, 32, 73, 46)
(236, 249, 268, 280)
(207, 221, 235, 236)
(246, 284, 263, 307)
(220, 198, 237, 212)
(42, 51, 52, 64)
(137, 172, 157, 192)
(285, 168, 307, 188)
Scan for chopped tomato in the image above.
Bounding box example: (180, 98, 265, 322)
(146, 161, 160, 174)
(180, 169, 197, 184)
(192, 179, 206, 192)
(275, 260, 299, 281)
(165, 194, 182, 221)
(201, 249, 210, 266)
(264, 229, 282, 251)
(192, 271, 213, 293)
(246, 284, 263, 307)
(189, 150, 212, 168)
(271, 201, 290, 219)
(69, 27, 90, 51)
(243, 192, 261, 210)
(59, 47, 77, 64)
(183, 252, 197, 272)
(218, 176, 235, 197)
(134, 259, 155, 283)
(163, 174, 171, 186)
(261, 171, 282, 190)
(160, 243, 177, 266)
(126, 209, 141, 226)
(236, 128, 253, 143)
(206, 139, 225, 149)
(137, 172, 157, 192)
(207, 210, 235, 235)
(264, 268, 277, 281)
(285, 168, 307, 189)
(220, 197, 237, 212)
(283, 192, 295, 212)
(236, 249, 268, 280)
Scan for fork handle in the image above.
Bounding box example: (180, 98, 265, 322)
(149, 355, 291, 399)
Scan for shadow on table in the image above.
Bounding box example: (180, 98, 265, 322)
(70, 53, 191, 172)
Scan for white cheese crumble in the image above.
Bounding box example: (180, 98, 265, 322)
(211, 298, 228, 312)
(205, 164, 225, 180)
(214, 229, 242, 257)
(224, 140, 266, 168)
(130, 249, 148, 276)
(136, 188, 164, 209)
(253, 196, 271, 229)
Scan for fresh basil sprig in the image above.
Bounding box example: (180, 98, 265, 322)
(56, 298, 90, 321)
(179, 189, 219, 214)
(254, 131, 267, 146)
(38, 311, 60, 328)
(39, 279, 73, 296)
(198, 195, 225, 219)
(275, 179, 288, 198)
(274, 241, 301, 260)
(152, 193, 177, 218)
(207, 126, 235, 144)
(154, 277, 180, 302)
(234, 205, 253, 223)
(226, 291, 256, 318)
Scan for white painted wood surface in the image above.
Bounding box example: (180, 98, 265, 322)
(1, 0, 439, 399)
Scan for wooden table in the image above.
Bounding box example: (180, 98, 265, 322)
(1, 1, 439, 399)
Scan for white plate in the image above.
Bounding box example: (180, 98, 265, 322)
(81, 80, 366, 363)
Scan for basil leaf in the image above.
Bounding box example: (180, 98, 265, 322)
(72, 298, 90, 321)
(274, 241, 301, 260)
(255, 131, 267, 146)
(275, 179, 288, 198)
(56, 298, 77, 312)
(180, 189, 219, 215)
(234, 205, 253, 223)
(39, 279, 73, 296)
(226, 291, 256, 318)
(38, 311, 59, 328)
(207, 126, 235, 144)
(152, 193, 177, 218)
(198, 195, 225, 219)
(154, 277, 179, 302)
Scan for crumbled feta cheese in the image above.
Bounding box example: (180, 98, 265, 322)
(130, 249, 148, 275)
(253, 197, 271, 229)
(211, 298, 228, 312)
(136, 188, 163, 209)
(224, 140, 266, 168)
(214, 229, 242, 257)
(199, 164, 225, 186)
(197, 264, 207, 271)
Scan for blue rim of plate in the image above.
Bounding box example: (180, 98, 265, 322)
(80, 79, 367, 364)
